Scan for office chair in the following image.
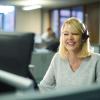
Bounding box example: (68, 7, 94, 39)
(0, 32, 38, 93)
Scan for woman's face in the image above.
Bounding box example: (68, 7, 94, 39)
(62, 24, 82, 53)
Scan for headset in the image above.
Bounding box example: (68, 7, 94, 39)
(82, 29, 89, 41)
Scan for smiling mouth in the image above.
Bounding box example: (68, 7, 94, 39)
(66, 42, 76, 46)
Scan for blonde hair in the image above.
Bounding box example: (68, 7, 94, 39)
(58, 17, 91, 59)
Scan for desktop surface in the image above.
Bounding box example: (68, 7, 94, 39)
(1, 84, 100, 100)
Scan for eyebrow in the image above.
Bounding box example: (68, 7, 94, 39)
(62, 31, 79, 34)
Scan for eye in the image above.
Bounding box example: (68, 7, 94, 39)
(63, 32, 69, 35)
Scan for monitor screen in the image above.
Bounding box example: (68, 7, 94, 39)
(0, 32, 34, 76)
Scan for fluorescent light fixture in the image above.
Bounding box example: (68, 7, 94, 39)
(14, 0, 46, 6)
(22, 5, 42, 11)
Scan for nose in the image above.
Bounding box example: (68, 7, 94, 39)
(68, 33, 73, 40)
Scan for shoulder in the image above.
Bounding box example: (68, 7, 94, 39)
(91, 53, 100, 73)
(91, 52, 100, 61)
(51, 52, 63, 63)
(91, 52, 100, 57)
(50, 52, 65, 71)
(52, 52, 61, 60)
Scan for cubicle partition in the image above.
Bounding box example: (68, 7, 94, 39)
(30, 51, 54, 83)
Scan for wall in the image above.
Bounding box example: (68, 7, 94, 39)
(15, 7, 50, 35)
(15, 7, 42, 34)
(84, 2, 100, 44)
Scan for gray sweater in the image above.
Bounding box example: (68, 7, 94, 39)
(39, 52, 100, 92)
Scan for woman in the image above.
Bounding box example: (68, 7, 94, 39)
(39, 17, 100, 92)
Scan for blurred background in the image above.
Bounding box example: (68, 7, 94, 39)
(0, 0, 99, 44)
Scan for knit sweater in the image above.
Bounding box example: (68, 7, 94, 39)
(39, 52, 100, 92)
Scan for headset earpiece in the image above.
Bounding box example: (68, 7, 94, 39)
(82, 30, 89, 41)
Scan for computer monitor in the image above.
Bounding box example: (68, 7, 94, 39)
(0, 32, 35, 93)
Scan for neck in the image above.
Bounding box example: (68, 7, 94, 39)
(68, 51, 78, 57)
(67, 51, 81, 63)
(67, 52, 83, 72)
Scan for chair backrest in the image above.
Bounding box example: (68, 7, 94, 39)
(0, 32, 35, 93)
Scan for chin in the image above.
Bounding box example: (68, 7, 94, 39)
(67, 47, 79, 52)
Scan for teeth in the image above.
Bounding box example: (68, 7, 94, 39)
(68, 43, 74, 44)
(66, 42, 75, 46)
(67, 42, 74, 45)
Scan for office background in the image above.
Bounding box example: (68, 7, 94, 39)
(0, 0, 99, 44)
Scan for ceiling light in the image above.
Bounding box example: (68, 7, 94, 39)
(22, 5, 42, 11)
